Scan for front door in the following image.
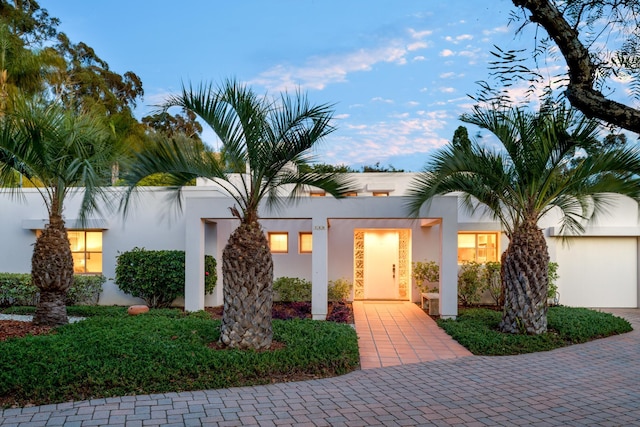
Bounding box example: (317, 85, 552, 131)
(363, 230, 400, 299)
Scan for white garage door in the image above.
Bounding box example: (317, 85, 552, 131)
(555, 237, 637, 308)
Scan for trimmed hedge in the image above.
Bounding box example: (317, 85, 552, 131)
(0, 273, 105, 306)
(115, 248, 217, 308)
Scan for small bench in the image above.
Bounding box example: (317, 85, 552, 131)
(421, 292, 440, 316)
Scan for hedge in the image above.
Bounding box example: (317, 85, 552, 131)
(0, 273, 105, 306)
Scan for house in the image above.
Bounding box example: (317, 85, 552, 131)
(1, 173, 638, 318)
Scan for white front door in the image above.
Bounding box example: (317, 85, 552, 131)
(363, 230, 400, 299)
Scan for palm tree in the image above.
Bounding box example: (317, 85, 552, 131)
(0, 95, 116, 325)
(407, 104, 640, 334)
(122, 79, 354, 350)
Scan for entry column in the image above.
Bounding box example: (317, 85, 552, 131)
(311, 216, 329, 320)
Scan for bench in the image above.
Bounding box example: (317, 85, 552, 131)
(421, 292, 440, 316)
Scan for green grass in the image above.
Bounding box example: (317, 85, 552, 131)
(437, 306, 632, 356)
(0, 310, 359, 408)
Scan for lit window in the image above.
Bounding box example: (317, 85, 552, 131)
(38, 230, 103, 274)
(372, 191, 389, 197)
(268, 232, 288, 253)
(345, 192, 358, 197)
(458, 232, 498, 263)
(299, 232, 313, 253)
(310, 191, 326, 197)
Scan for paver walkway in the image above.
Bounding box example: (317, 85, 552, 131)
(1, 308, 640, 426)
(354, 301, 472, 368)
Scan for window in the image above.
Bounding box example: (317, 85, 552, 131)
(458, 232, 498, 263)
(268, 232, 288, 253)
(35, 230, 103, 274)
(372, 191, 389, 197)
(310, 191, 326, 197)
(299, 232, 313, 253)
(345, 192, 358, 197)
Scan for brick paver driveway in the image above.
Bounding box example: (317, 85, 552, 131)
(1, 309, 639, 426)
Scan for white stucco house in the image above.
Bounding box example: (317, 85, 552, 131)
(1, 172, 638, 319)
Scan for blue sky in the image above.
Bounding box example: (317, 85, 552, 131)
(40, 0, 565, 171)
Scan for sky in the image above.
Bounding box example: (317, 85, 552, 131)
(38, 0, 574, 171)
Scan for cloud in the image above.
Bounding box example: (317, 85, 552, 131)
(439, 49, 455, 57)
(439, 71, 464, 79)
(248, 42, 408, 91)
(444, 34, 474, 44)
(439, 87, 456, 93)
(334, 113, 350, 119)
(319, 111, 452, 168)
(409, 28, 433, 39)
(371, 97, 394, 104)
(413, 55, 426, 62)
(248, 30, 435, 92)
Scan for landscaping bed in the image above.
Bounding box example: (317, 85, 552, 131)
(0, 307, 360, 408)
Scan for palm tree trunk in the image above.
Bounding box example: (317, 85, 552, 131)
(32, 214, 74, 326)
(500, 219, 549, 334)
(220, 220, 273, 349)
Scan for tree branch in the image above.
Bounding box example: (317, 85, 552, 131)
(513, 0, 640, 134)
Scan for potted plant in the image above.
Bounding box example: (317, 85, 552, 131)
(412, 260, 440, 293)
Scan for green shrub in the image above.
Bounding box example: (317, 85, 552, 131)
(412, 260, 440, 292)
(204, 255, 217, 295)
(0, 273, 37, 306)
(328, 278, 353, 301)
(458, 261, 483, 306)
(481, 261, 502, 306)
(0, 273, 104, 307)
(547, 262, 560, 303)
(115, 248, 184, 308)
(66, 275, 105, 305)
(115, 248, 217, 308)
(273, 277, 312, 302)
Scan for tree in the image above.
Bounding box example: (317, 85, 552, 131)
(0, 95, 117, 325)
(511, 0, 640, 134)
(122, 79, 355, 349)
(407, 104, 640, 334)
(451, 126, 471, 150)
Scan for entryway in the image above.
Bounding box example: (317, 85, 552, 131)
(353, 228, 411, 300)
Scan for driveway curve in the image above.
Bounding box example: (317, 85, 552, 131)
(1, 309, 639, 426)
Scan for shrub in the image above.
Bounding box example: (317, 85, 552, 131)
(458, 261, 483, 306)
(328, 278, 353, 301)
(116, 248, 185, 308)
(412, 260, 439, 292)
(115, 248, 217, 308)
(273, 277, 312, 302)
(0, 273, 104, 307)
(482, 261, 503, 306)
(547, 262, 560, 304)
(204, 255, 217, 295)
(0, 273, 37, 306)
(66, 275, 105, 305)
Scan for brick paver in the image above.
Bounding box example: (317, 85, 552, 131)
(1, 308, 639, 426)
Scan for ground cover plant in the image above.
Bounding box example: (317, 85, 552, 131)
(0, 309, 359, 408)
(437, 306, 632, 356)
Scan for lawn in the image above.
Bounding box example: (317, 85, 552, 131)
(437, 306, 633, 355)
(0, 307, 359, 408)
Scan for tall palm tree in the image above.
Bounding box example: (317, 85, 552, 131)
(122, 79, 354, 350)
(0, 95, 116, 325)
(407, 104, 640, 334)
